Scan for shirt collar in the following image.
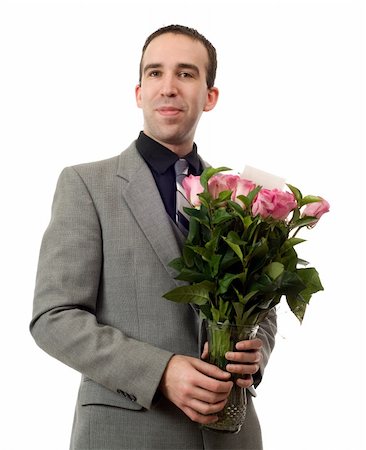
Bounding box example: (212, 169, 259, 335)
(136, 131, 201, 175)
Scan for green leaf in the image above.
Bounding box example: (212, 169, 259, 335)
(281, 237, 305, 252)
(199, 303, 213, 320)
(241, 290, 259, 304)
(290, 207, 300, 224)
(233, 302, 244, 321)
(186, 216, 200, 243)
(287, 184, 303, 202)
(197, 192, 212, 209)
(250, 273, 277, 293)
(248, 239, 269, 271)
(239, 303, 261, 326)
(204, 241, 217, 257)
(183, 206, 200, 217)
(187, 245, 212, 262)
(182, 245, 195, 268)
(233, 289, 260, 311)
(222, 234, 244, 263)
(278, 246, 298, 272)
(286, 294, 307, 323)
(265, 262, 284, 280)
(297, 267, 324, 301)
(174, 268, 211, 283)
(215, 190, 233, 203)
(279, 270, 307, 296)
(300, 195, 322, 206)
(292, 217, 317, 228)
(162, 280, 215, 305)
(227, 200, 246, 217)
(210, 254, 222, 278)
(256, 295, 280, 310)
(217, 272, 244, 294)
(185, 207, 210, 227)
(212, 208, 233, 225)
(236, 195, 251, 209)
(218, 297, 232, 320)
(211, 306, 220, 322)
(226, 230, 246, 246)
(245, 185, 262, 204)
(243, 215, 254, 229)
(220, 248, 240, 271)
(168, 257, 185, 271)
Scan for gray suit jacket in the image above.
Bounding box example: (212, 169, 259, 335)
(30, 142, 277, 450)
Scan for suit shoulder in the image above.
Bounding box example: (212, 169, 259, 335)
(65, 141, 137, 179)
(70, 155, 120, 177)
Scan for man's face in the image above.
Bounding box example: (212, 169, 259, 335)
(135, 33, 218, 155)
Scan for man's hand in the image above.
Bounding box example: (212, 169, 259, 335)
(201, 339, 263, 389)
(159, 355, 233, 424)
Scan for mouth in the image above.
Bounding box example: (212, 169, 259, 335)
(156, 106, 183, 117)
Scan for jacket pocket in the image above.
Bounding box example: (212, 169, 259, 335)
(79, 377, 143, 411)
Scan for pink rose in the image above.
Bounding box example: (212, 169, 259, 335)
(182, 173, 258, 209)
(252, 189, 297, 220)
(182, 175, 204, 207)
(302, 198, 330, 226)
(208, 174, 239, 199)
(207, 174, 256, 205)
(233, 178, 257, 207)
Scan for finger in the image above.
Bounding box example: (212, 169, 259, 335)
(225, 350, 262, 364)
(226, 362, 260, 376)
(192, 385, 231, 405)
(193, 358, 232, 382)
(182, 405, 219, 425)
(183, 359, 233, 396)
(236, 376, 254, 389)
(195, 372, 233, 395)
(188, 396, 228, 417)
(235, 338, 263, 351)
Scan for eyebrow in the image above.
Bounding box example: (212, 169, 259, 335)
(143, 63, 200, 76)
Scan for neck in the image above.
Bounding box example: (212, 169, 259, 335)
(143, 132, 194, 157)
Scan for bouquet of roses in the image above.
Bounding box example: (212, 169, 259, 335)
(163, 167, 330, 327)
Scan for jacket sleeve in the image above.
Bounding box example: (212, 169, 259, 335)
(253, 307, 277, 389)
(30, 167, 173, 410)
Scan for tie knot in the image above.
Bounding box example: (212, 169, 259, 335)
(174, 159, 189, 177)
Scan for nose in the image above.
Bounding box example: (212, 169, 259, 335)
(160, 74, 178, 97)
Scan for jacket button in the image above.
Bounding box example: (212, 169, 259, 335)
(117, 389, 136, 402)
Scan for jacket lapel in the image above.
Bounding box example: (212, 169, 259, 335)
(116, 143, 183, 283)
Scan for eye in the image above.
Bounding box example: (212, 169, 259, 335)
(178, 72, 193, 78)
(148, 70, 161, 78)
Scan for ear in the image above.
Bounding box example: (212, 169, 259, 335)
(203, 87, 219, 112)
(135, 84, 142, 108)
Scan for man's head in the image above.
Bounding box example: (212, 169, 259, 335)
(139, 24, 217, 89)
(136, 25, 219, 156)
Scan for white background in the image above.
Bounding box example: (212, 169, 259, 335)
(1, 0, 365, 449)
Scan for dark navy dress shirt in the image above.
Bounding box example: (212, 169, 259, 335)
(136, 131, 202, 222)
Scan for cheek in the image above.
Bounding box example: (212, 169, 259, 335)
(135, 83, 155, 108)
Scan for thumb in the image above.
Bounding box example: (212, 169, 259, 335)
(201, 341, 209, 360)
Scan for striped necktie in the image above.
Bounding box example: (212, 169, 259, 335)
(174, 158, 190, 235)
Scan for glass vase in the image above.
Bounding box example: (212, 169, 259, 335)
(202, 320, 259, 434)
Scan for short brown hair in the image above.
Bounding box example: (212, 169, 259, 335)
(139, 24, 217, 88)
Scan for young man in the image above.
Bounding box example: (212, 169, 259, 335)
(30, 25, 277, 450)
